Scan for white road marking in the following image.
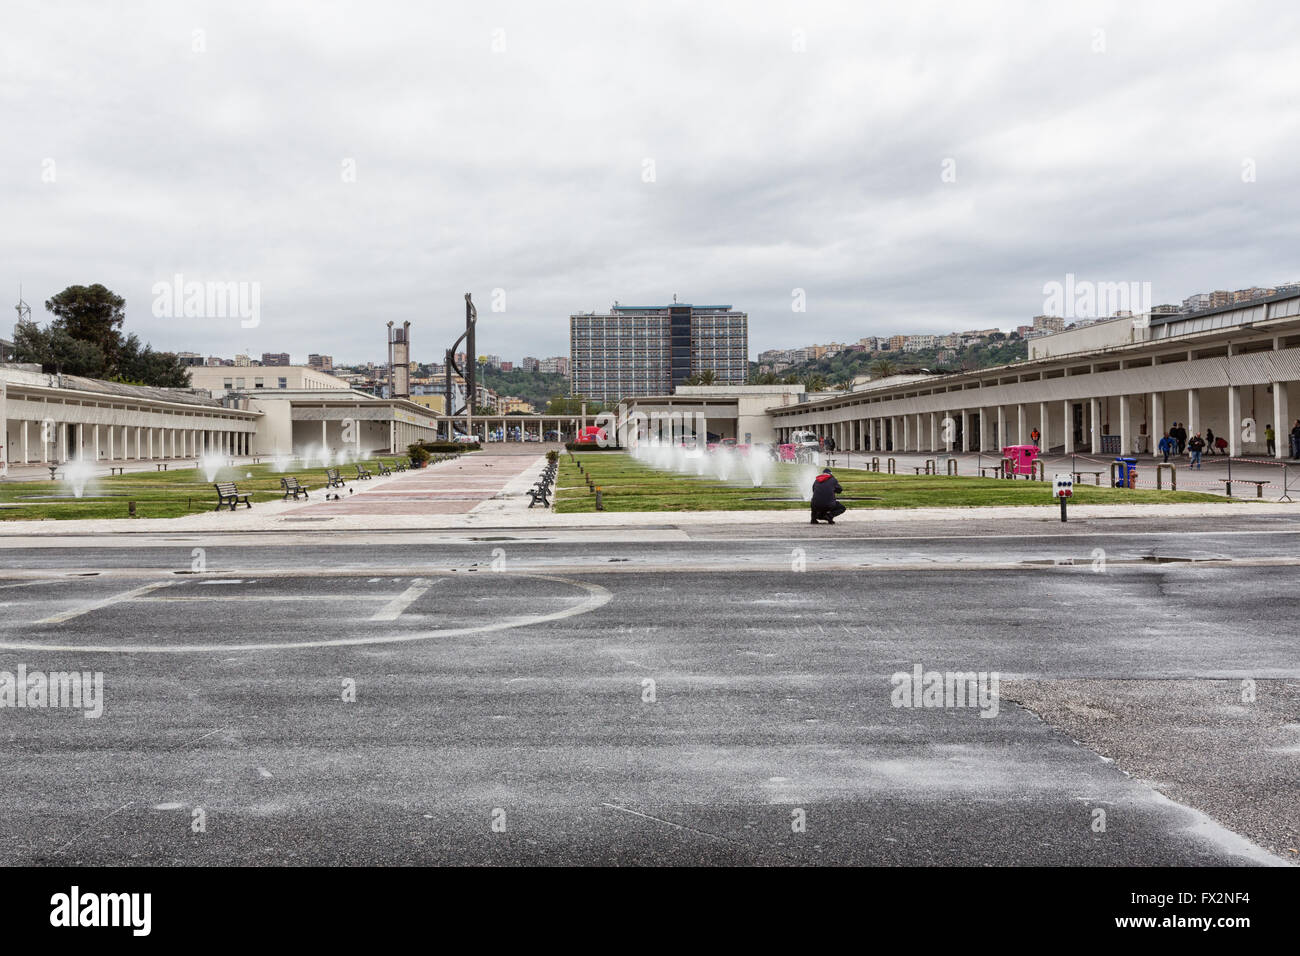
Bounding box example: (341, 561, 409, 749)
(2, 575, 612, 653)
(370, 577, 436, 621)
(36, 580, 175, 625)
(146, 594, 382, 602)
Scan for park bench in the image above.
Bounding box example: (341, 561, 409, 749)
(376, 461, 392, 476)
(979, 465, 1003, 478)
(1073, 471, 1104, 486)
(528, 485, 551, 508)
(280, 476, 309, 500)
(109, 466, 126, 476)
(824, 458, 837, 468)
(354, 464, 373, 480)
(1219, 478, 1269, 498)
(156, 463, 169, 472)
(393, 460, 407, 472)
(213, 481, 252, 511)
(324, 467, 344, 488)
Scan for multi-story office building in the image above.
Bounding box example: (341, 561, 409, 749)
(307, 354, 334, 371)
(261, 352, 290, 367)
(570, 302, 748, 401)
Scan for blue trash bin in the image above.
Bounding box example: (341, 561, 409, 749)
(1113, 456, 1139, 488)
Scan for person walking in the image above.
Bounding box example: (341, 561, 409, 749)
(1291, 420, 1300, 459)
(824, 434, 837, 454)
(1265, 423, 1276, 456)
(1174, 422, 1187, 454)
(1030, 427, 1040, 448)
(1204, 427, 1216, 455)
(809, 468, 846, 524)
(1187, 433, 1205, 469)
(1157, 432, 1174, 463)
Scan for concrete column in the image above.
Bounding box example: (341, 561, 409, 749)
(1227, 385, 1241, 457)
(1187, 389, 1200, 443)
(1088, 398, 1101, 454)
(1119, 394, 1132, 456)
(978, 409, 991, 452)
(995, 406, 1006, 451)
(1063, 401, 1074, 454)
(902, 415, 910, 452)
(960, 409, 970, 452)
(1272, 382, 1289, 459)
(928, 412, 937, 452)
(1151, 391, 1165, 446)
(321, 420, 327, 448)
(147, 427, 154, 460)
(108, 426, 114, 461)
(22, 419, 28, 464)
(1036, 402, 1047, 452)
(93, 424, 100, 460)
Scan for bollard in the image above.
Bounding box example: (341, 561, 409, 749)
(1001, 457, 1013, 479)
(128, 500, 137, 517)
(924, 459, 936, 475)
(1156, 462, 1176, 490)
(871, 457, 880, 472)
(887, 457, 896, 474)
(947, 458, 958, 476)
(1033, 460, 1045, 482)
(595, 487, 604, 511)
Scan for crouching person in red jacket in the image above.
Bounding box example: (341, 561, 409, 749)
(810, 468, 847, 524)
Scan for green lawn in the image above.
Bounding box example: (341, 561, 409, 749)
(0, 457, 407, 520)
(555, 452, 1229, 513)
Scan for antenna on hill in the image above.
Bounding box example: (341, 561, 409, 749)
(16, 284, 32, 323)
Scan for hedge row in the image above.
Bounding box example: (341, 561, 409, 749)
(564, 443, 623, 452)
(413, 441, 479, 453)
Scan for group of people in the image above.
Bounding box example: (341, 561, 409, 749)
(1156, 421, 1224, 469)
(1158, 420, 1300, 468)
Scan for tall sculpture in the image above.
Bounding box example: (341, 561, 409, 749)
(443, 293, 477, 440)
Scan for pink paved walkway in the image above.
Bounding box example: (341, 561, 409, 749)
(294, 454, 541, 516)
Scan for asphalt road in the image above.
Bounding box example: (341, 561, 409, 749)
(0, 521, 1295, 865)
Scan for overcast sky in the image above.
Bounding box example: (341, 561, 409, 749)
(4, 0, 1300, 365)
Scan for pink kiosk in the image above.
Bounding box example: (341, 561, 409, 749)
(1001, 444, 1040, 479)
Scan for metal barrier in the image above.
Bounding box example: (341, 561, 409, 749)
(1000, 457, 1013, 479)
(1156, 462, 1176, 490)
(1108, 461, 1124, 488)
(924, 459, 936, 475)
(947, 458, 958, 476)
(887, 457, 897, 474)
(870, 456, 880, 472)
(1033, 460, 1045, 482)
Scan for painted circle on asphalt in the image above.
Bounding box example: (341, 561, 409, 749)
(2, 573, 612, 654)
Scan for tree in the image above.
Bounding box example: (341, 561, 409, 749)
(869, 358, 898, 379)
(802, 373, 827, 392)
(750, 370, 779, 385)
(44, 284, 127, 374)
(116, 333, 190, 388)
(12, 318, 107, 377)
(833, 374, 855, 392)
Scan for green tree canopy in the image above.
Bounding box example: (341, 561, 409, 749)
(44, 284, 127, 373)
